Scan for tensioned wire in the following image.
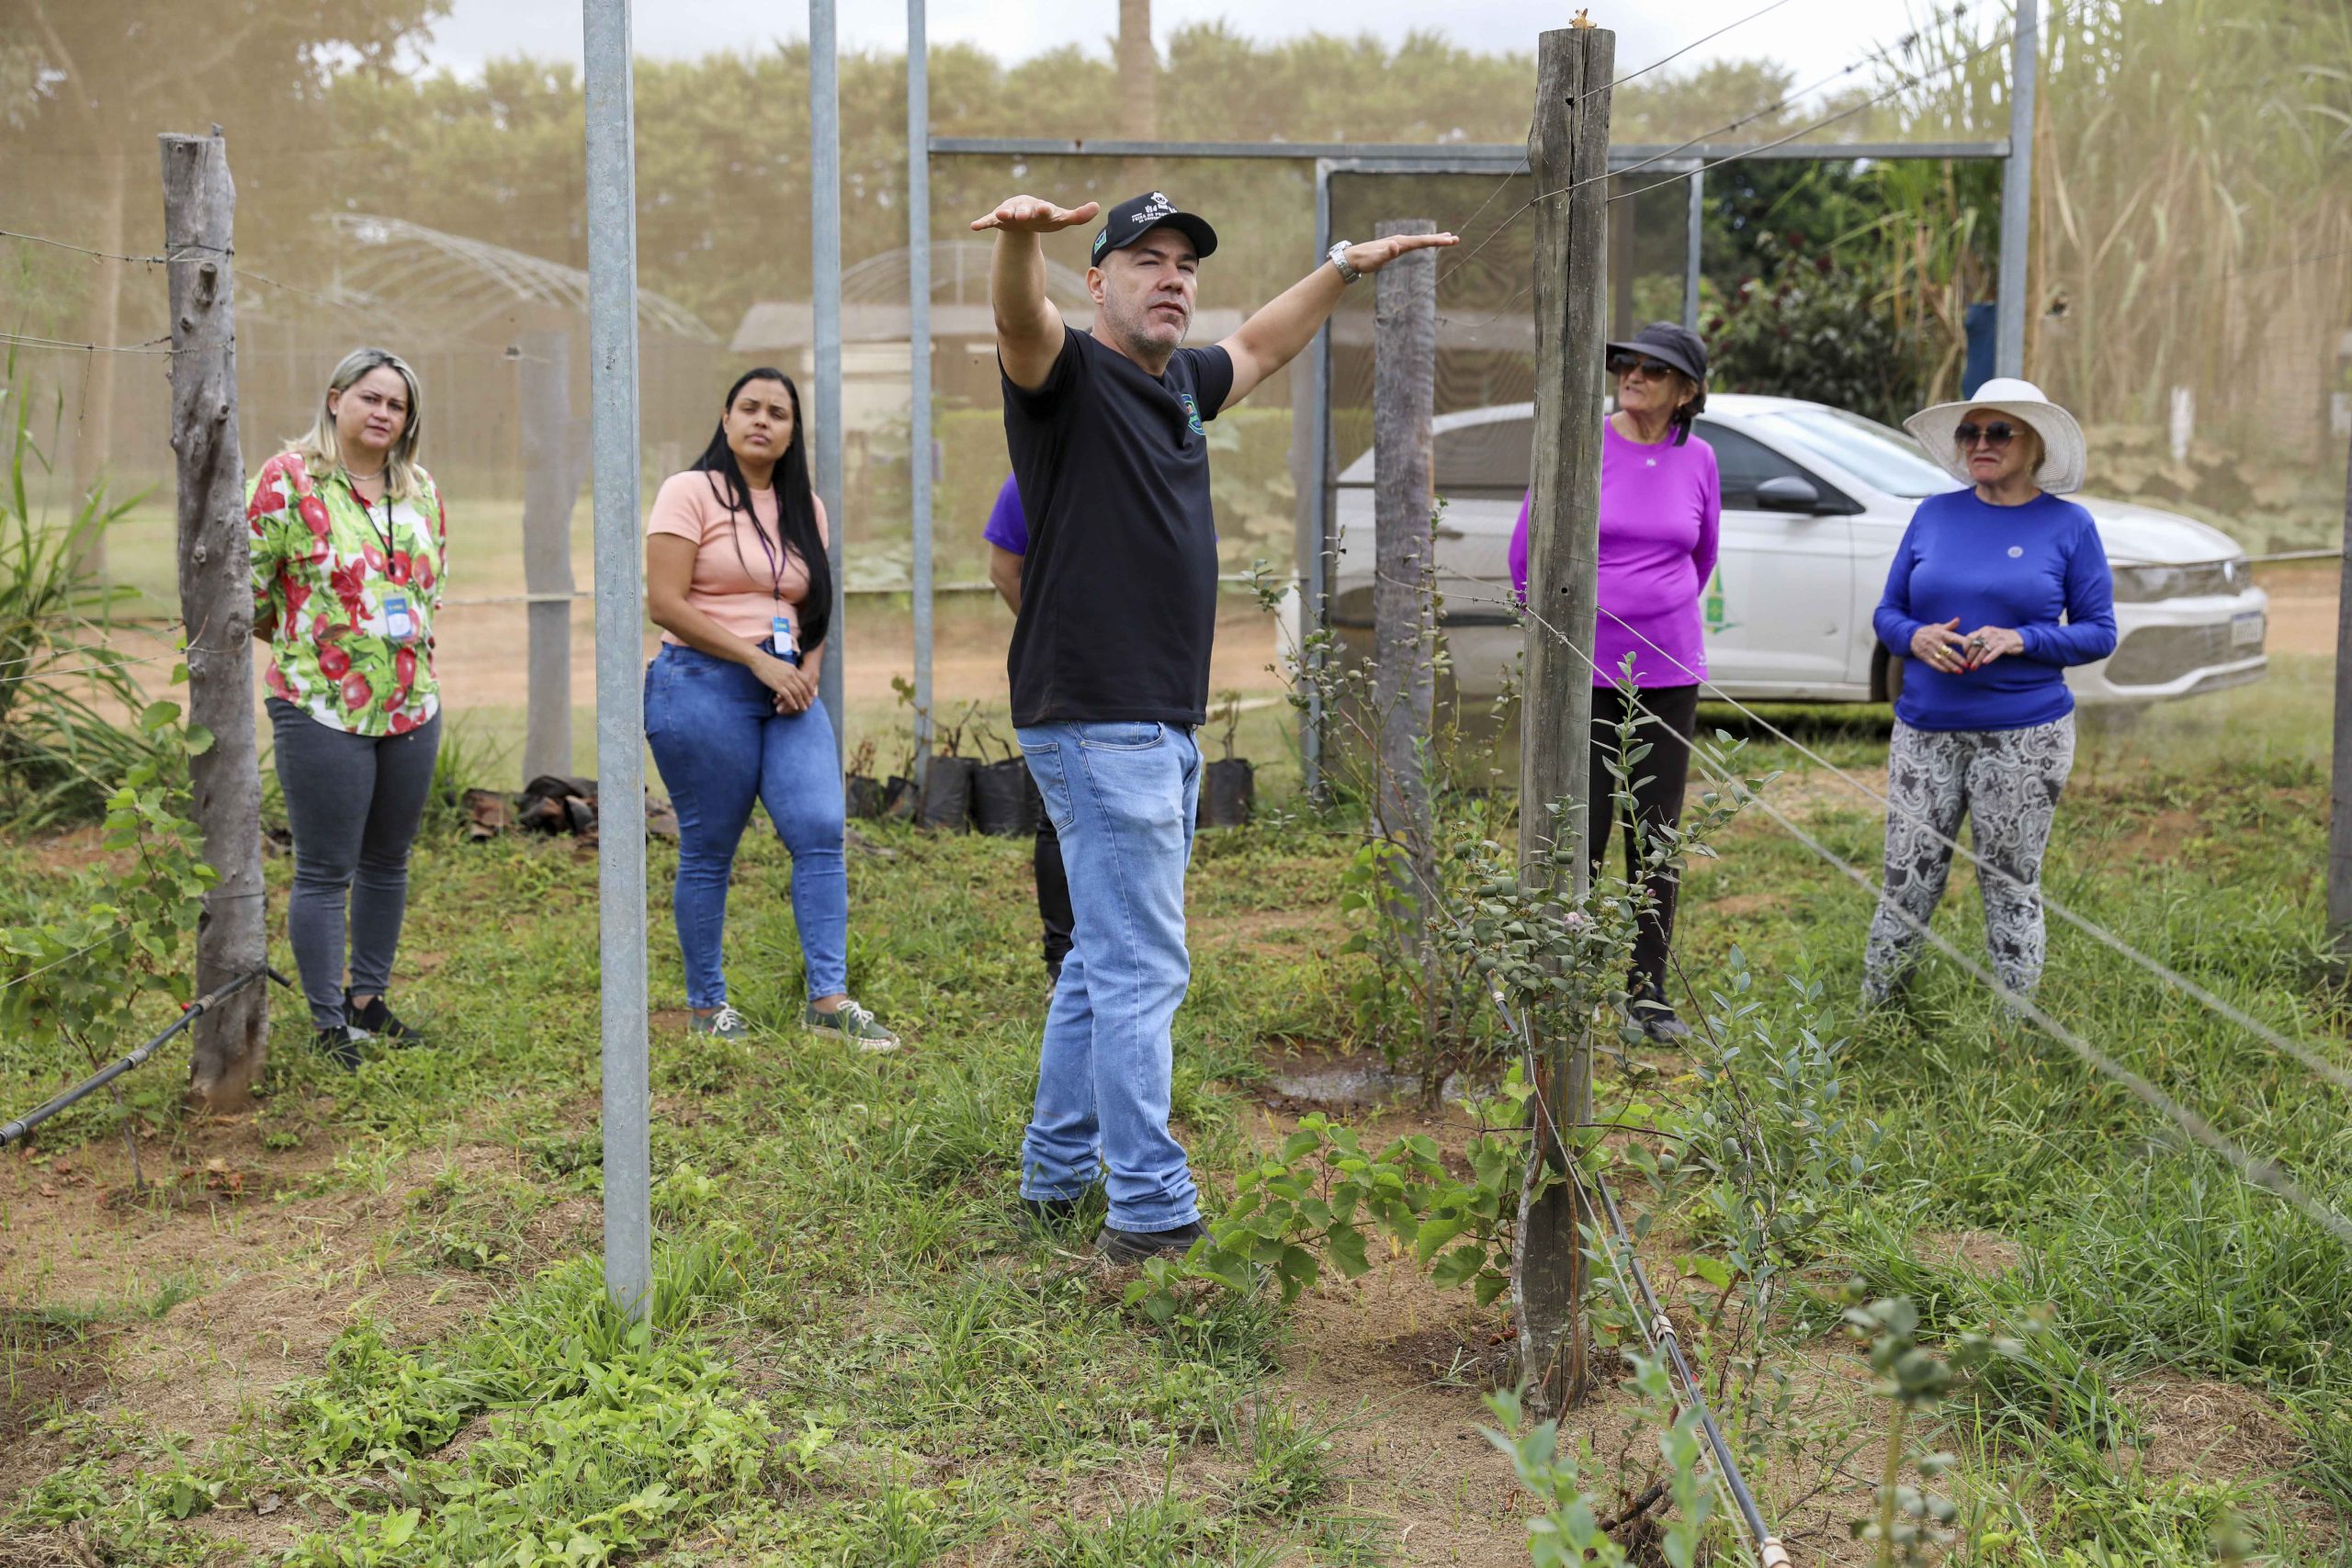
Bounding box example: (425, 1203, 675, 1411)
(1419, 571, 2352, 1100)
(1393, 816, 1791, 1563)
(1472, 574, 2352, 1256)
(1432, 0, 1821, 258)
(1434, 7, 1985, 297)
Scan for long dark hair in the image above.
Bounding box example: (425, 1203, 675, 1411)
(691, 368, 831, 652)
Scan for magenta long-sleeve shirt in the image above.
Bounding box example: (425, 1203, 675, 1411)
(1509, 422, 1722, 688)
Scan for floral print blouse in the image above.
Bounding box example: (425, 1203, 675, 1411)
(247, 452, 447, 736)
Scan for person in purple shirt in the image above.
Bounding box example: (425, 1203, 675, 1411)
(1509, 321, 1722, 1041)
(982, 474, 1075, 990)
(1863, 378, 2115, 1007)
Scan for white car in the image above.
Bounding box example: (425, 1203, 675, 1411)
(1328, 395, 2269, 707)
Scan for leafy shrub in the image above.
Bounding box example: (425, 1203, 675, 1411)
(0, 379, 159, 829)
(1707, 231, 1929, 428)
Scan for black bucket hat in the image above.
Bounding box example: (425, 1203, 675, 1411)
(1605, 321, 1709, 385)
(1091, 191, 1220, 267)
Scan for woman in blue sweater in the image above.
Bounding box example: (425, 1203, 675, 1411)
(1864, 378, 2116, 1005)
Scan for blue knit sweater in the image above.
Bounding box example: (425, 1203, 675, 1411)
(1872, 489, 2118, 732)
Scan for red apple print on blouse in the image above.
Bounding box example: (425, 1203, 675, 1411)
(249, 460, 444, 737)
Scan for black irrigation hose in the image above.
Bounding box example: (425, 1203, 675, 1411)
(1592, 1168, 1791, 1567)
(0, 964, 290, 1148)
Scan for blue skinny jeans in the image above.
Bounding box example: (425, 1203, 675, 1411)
(643, 644, 847, 1010)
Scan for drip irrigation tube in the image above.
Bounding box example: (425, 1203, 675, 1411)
(0, 965, 288, 1147)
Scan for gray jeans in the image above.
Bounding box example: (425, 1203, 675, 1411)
(268, 699, 442, 1030)
(1863, 714, 2075, 1005)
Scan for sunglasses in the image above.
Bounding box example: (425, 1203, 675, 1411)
(1954, 420, 2020, 449)
(1607, 351, 1678, 379)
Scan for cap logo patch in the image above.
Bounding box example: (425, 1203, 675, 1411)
(1134, 192, 1175, 225)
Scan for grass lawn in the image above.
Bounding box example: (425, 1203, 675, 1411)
(1, 655, 2348, 1563)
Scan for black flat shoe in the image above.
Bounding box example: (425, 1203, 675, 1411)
(313, 1026, 364, 1071)
(1631, 983, 1692, 1043)
(1095, 1220, 1207, 1264)
(346, 992, 424, 1047)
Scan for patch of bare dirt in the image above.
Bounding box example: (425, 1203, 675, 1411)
(1914, 1230, 2024, 1278)
(1192, 905, 1341, 952)
(2120, 1372, 2305, 1489)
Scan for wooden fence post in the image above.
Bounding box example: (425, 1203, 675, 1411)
(1513, 22, 1613, 1415)
(519, 328, 579, 783)
(1372, 218, 1440, 973)
(2328, 423, 2352, 955)
(161, 130, 268, 1109)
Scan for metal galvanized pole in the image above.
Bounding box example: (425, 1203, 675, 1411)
(1299, 163, 1335, 801)
(1516, 22, 1614, 1416)
(582, 0, 652, 1325)
(519, 328, 579, 784)
(1682, 168, 1704, 333)
(1995, 0, 2038, 379)
(811, 0, 847, 767)
(2329, 424, 2352, 954)
(908, 0, 934, 783)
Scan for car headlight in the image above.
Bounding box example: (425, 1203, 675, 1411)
(2109, 558, 2245, 603)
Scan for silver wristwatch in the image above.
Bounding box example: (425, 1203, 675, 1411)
(1326, 241, 1363, 285)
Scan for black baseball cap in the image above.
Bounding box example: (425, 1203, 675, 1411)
(1091, 191, 1219, 266)
(1605, 321, 1709, 383)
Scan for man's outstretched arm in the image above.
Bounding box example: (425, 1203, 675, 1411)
(973, 194, 1101, 390)
(1216, 231, 1458, 407)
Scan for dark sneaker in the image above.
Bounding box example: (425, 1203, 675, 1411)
(345, 992, 424, 1047)
(1095, 1220, 1208, 1264)
(1015, 1196, 1084, 1236)
(689, 1004, 752, 1041)
(1630, 984, 1692, 1043)
(806, 998, 899, 1053)
(313, 1025, 364, 1071)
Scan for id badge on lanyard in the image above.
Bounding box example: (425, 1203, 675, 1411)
(771, 615, 800, 665)
(383, 593, 419, 644)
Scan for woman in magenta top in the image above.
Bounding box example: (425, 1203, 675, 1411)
(1508, 321, 1721, 1041)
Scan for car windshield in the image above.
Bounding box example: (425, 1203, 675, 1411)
(1749, 407, 1952, 499)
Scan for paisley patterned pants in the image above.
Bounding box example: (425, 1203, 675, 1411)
(1862, 715, 2075, 1004)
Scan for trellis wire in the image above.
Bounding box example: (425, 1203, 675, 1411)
(1499, 584, 2352, 1256)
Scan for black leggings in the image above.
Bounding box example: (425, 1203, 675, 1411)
(1589, 683, 1700, 993)
(1035, 813, 1074, 973)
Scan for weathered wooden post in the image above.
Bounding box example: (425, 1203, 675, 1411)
(1371, 217, 1440, 971)
(519, 328, 579, 783)
(160, 129, 267, 1109)
(2328, 424, 2352, 956)
(1513, 21, 1612, 1414)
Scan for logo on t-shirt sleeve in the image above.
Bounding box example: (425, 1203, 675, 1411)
(1179, 391, 1204, 434)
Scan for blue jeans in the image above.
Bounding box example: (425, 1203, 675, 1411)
(643, 644, 847, 1009)
(1015, 720, 1203, 1231)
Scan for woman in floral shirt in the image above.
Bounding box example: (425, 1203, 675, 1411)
(249, 347, 446, 1066)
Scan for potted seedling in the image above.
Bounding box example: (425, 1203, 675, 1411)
(918, 701, 979, 831)
(843, 736, 885, 820)
(967, 722, 1036, 837)
(1201, 691, 1254, 828)
(881, 677, 922, 822)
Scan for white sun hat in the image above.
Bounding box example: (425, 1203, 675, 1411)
(1902, 377, 2086, 496)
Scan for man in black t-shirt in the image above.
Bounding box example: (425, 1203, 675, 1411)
(974, 187, 1453, 1261)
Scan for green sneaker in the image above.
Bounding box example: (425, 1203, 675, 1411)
(689, 1005, 752, 1041)
(806, 998, 899, 1053)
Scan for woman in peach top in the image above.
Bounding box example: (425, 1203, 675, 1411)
(643, 368, 897, 1050)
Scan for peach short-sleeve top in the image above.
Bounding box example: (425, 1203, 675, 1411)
(645, 470, 830, 648)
